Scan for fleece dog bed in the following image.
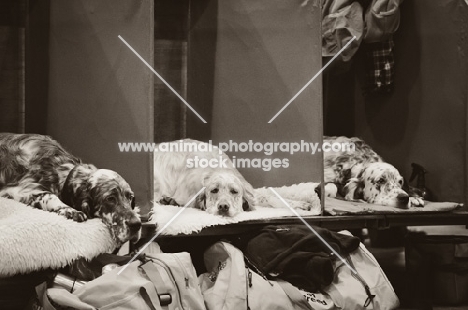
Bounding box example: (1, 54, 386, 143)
(0, 198, 118, 277)
(150, 202, 322, 235)
(150, 182, 322, 235)
(325, 197, 461, 215)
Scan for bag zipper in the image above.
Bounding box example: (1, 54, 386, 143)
(346, 256, 375, 307)
(244, 256, 273, 286)
(245, 267, 252, 310)
(151, 257, 186, 310)
(173, 254, 190, 288)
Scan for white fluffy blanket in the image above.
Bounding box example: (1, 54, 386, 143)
(0, 198, 118, 277)
(150, 182, 322, 235)
(149, 203, 322, 235)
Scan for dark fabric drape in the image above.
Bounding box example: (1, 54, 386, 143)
(154, 0, 189, 143)
(0, 0, 25, 133)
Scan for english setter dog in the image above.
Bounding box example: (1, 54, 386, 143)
(323, 136, 424, 208)
(154, 139, 317, 217)
(0, 133, 141, 243)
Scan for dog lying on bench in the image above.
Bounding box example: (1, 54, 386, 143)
(153, 139, 318, 217)
(0, 133, 141, 243)
(323, 136, 424, 208)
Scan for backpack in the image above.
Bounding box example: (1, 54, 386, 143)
(198, 241, 312, 310)
(38, 252, 206, 310)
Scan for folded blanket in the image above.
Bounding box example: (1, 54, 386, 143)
(0, 198, 118, 277)
(325, 197, 461, 215)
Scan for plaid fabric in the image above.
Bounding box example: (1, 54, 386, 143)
(363, 39, 395, 95)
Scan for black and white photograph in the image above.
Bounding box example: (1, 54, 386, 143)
(0, 0, 467, 309)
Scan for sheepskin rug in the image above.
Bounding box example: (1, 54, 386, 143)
(150, 183, 322, 235)
(0, 198, 118, 277)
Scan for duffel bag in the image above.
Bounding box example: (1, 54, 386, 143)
(38, 252, 206, 310)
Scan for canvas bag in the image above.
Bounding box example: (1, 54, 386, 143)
(40, 252, 206, 310)
(243, 228, 398, 310)
(198, 241, 313, 310)
(322, 232, 400, 310)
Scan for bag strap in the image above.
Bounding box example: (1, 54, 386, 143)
(345, 255, 375, 307)
(277, 280, 314, 310)
(94, 252, 146, 266)
(140, 262, 174, 307)
(36, 282, 58, 310)
(140, 283, 164, 310)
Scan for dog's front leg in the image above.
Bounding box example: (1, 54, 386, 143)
(30, 193, 88, 222)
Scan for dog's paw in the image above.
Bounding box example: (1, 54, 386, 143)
(289, 200, 311, 211)
(159, 196, 179, 206)
(58, 208, 88, 222)
(324, 183, 338, 198)
(410, 196, 425, 207)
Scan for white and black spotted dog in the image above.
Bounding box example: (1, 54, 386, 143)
(323, 136, 424, 209)
(0, 133, 141, 243)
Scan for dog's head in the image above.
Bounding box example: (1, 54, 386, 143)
(61, 165, 142, 243)
(344, 162, 410, 209)
(195, 170, 255, 217)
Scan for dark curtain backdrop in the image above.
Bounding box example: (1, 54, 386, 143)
(0, 0, 25, 133)
(154, 0, 189, 143)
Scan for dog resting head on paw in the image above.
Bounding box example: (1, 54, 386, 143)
(195, 170, 256, 217)
(0, 133, 142, 244)
(61, 165, 142, 243)
(344, 162, 410, 209)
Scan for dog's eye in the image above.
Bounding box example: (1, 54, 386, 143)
(399, 179, 403, 185)
(106, 196, 117, 203)
(230, 189, 238, 195)
(378, 178, 386, 184)
(211, 188, 219, 194)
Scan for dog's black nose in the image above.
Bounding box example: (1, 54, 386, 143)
(126, 217, 142, 232)
(218, 204, 229, 212)
(397, 193, 409, 205)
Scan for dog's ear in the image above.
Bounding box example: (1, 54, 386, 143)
(194, 190, 206, 210)
(60, 164, 96, 216)
(241, 180, 256, 211)
(194, 172, 213, 211)
(402, 177, 410, 192)
(343, 177, 364, 201)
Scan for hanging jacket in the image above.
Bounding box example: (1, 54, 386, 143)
(363, 0, 403, 43)
(322, 0, 364, 62)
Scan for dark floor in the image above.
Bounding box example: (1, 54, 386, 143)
(368, 226, 468, 310)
